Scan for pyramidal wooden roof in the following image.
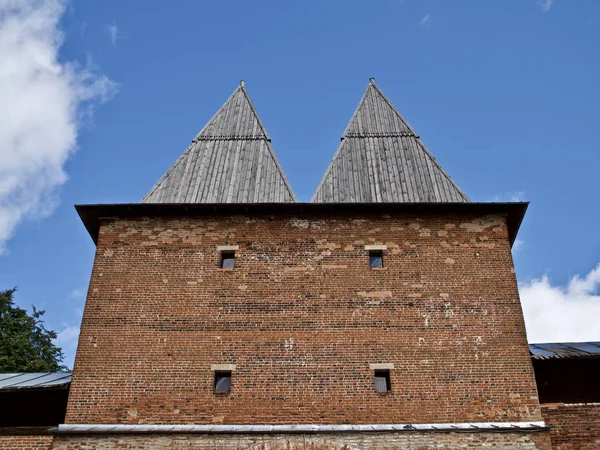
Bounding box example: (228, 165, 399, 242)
(311, 79, 469, 203)
(143, 82, 296, 204)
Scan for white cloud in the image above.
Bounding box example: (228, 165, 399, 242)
(520, 262, 600, 343)
(54, 286, 87, 368)
(512, 239, 525, 252)
(419, 13, 430, 27)
(538, 0, 553, 12)
(107, 22, 118, 46)
(491, 191, 525, 202)
(0, 0, 117, 253)
(56, 325, 80, 348)
(55, 325, 80, 367)
(69, 288, 85, 300)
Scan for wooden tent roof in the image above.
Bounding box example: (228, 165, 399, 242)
(143, 82, 296, 204)
(311, 79, 469, 203)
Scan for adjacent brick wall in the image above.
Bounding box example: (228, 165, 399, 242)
(0, 434, 53, 449)
(66, 211, 540, 426)
(542, 403, 600, 449)
(52, 431, 552, 449)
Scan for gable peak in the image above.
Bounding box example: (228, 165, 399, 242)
(143, 82, 296, 204)
(312, 79, 469, 203)
(342, 79, 418, 140)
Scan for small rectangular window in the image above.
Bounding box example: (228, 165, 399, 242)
(214, 371, 231, 393)
(369, 250, 383, 269)
(374, 370, 391, 392)
(221, 251, 235, 269)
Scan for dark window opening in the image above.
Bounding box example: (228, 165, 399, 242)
(221, 251, 235, 269)
(374, 370, 391, 392)
(369, 250, 383, 269)
(214, 371, 231, 393)
(0, 388, 69, 427)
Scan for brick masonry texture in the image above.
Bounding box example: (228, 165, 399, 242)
(0, 434, 53, 449)
(66, 211, 541, 427)
(52, 431, 552, 449)
(541, 403, 600, 449)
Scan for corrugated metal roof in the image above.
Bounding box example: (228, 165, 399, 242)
(0, 372, 72, 390)
(143, 81, 296, 204)
(312, 79, 469, 203)
(529, 342, 600, 360)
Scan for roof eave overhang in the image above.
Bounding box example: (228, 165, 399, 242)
(0, 383, 71, 393)
(76, 202, 528, 247)
(531, 355, 600, 361)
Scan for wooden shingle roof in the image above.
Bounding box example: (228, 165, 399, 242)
(311, 79, 469, 203)
(143, 82, 296, 204)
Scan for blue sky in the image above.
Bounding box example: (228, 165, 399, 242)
(1, 0, 599, 368)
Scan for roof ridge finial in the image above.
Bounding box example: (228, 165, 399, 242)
(369, 77, 375, 84)
(240, 79, 245, 87)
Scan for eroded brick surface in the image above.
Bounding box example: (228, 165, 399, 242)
(66, 211, 539, 426)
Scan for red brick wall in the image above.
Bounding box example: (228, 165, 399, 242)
(542, 403, 600, 449)
(66, 211, 540, 425)
(0, 434, 53, 449)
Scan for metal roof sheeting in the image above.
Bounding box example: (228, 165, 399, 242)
(143, 82, 296, 204)
(312, 79, 469, 203)
(0, 372, 72, 390)
(529, 342, 600, 360)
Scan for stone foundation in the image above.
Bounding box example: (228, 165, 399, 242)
(52, 431, 552, 449)
(0, 434, 53, 449)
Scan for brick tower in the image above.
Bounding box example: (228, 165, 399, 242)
(55, 80, 551, 449)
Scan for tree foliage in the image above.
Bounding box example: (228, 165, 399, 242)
(0, 288, 66, 372)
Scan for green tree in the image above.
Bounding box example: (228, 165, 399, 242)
(0, 288, 66, 372)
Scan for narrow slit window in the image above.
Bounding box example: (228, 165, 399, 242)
(369, 250, 383, 269)
(374, 369, 391, 392)
(214, 371, 231, 393)
(221, 251, 235, 269)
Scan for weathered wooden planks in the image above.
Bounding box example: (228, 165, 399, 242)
(143, 83, 296, 204)
(312, 79, 469, 203)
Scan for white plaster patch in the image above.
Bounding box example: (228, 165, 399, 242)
(289, 219, 309, 229)
(284, 338, 295, 351)
(444, 303, 454, 318)
(364, 244, 387, 251)
(459, 216, 502, 232)
(369, 363, 394, 370)
(423, 313, 430, 327)
(217, 245, 239, 251)
(211, 364, 236, 371)
(357, 291, 393, 298)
